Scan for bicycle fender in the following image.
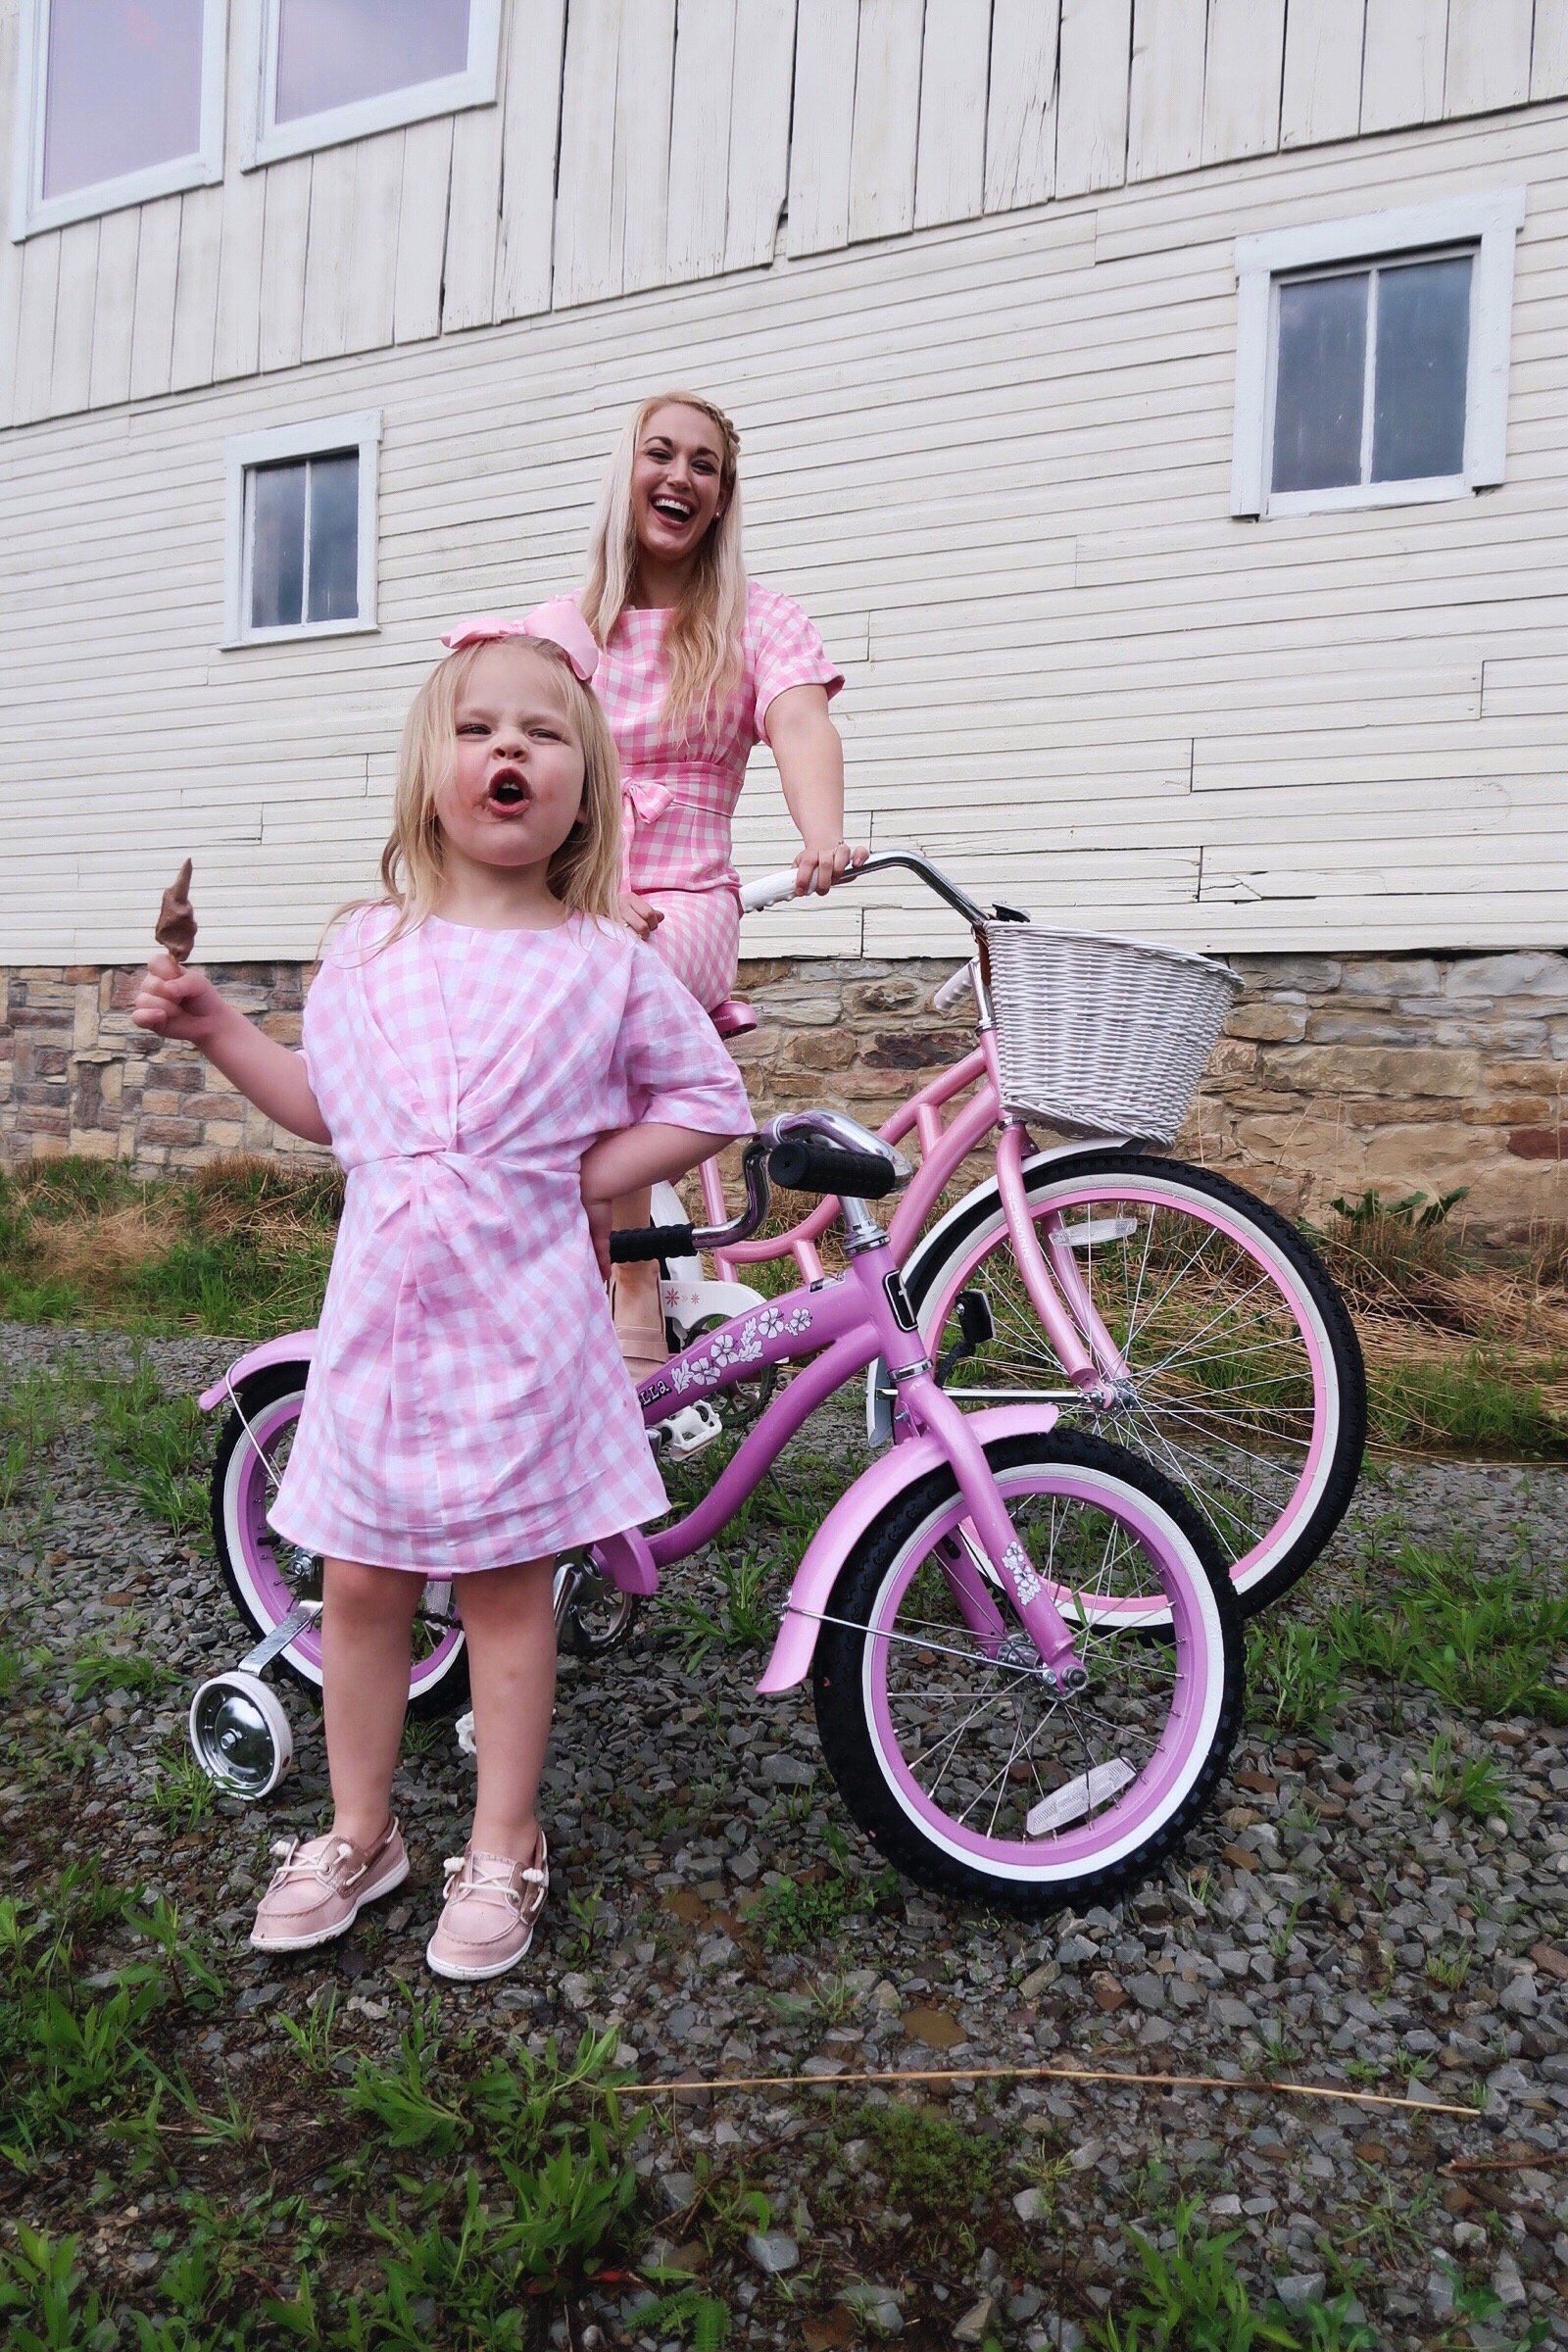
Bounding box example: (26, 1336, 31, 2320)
(197, 1330, 318, 1412)
(756, 1401, 1059, 1693)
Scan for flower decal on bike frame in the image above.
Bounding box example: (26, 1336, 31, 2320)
(1003, 1540, 1042, 1607)
(668, 1301, 813, 1396)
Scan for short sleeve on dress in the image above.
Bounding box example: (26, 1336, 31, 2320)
(610, 939, 756, 1137)
(749, 585, 845, 738)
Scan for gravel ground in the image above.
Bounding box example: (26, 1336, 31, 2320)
(3, 1318, 1568, 2350)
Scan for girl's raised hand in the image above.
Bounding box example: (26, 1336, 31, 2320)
(793, 839, 868, 897)
(132, 949, 223, 1043)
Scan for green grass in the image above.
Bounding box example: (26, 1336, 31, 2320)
(1090, 2201, 1376, 2352)
(1249, 1531, 1568, 1734)
(1368, 1348, 1568, 1458)
(0, 1154, 341, 1339)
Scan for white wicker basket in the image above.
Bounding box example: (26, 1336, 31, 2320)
(980, 920, 1243, 1145)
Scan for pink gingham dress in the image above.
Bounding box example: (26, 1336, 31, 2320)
(596, 581, 844, 1008)
(267, 906, 753, 1573)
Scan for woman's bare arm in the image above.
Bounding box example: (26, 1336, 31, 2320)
(764, 682, 865, 895)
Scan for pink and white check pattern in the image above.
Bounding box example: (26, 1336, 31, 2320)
(267, 908, 754, 1573)
(596, 580, 843, 1009)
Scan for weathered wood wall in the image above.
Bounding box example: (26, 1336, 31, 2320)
(2, 98, 1565, 966)
(7, 0, 1568, 428)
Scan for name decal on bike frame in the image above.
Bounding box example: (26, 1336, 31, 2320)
(882, 1270, 917, 1332)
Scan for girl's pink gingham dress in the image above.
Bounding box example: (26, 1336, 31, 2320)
(267, 906, 753, 1573)
(596, 580, 844, 1008)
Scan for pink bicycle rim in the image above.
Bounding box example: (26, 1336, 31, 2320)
(928, 1177, 1334, 1591)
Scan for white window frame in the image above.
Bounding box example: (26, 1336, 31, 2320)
(1231, 189, 1526, 519)
(10, 0, 226, 240)
(222, 412, 381, 650)
(240, 0, 503, 169)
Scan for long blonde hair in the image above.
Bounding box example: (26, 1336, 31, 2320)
(330, 638, 624, 957)
(580, 391, 747, 738)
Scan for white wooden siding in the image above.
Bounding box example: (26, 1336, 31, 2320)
(11, 0, 1568, 428)
(3, 105, 1567, 964)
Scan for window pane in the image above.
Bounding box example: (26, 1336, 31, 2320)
(306, 455, 360, 624)
(250, 463, 307, 631)
(1371, 254, 1472, 483)
(1271, 272, 1368, 495)
(274, 0, 470, 122)
(42, 0, 205, 199)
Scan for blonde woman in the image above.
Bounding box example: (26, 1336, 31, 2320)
(580, 391, 862, 1370)
(132, 607, 751, 1981)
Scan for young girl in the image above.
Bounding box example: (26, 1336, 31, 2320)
(132, 604, 752, 1981)
(579, 390, 865, 1372)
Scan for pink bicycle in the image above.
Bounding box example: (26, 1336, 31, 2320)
(674, 849, 1365, 1621)
(192, 1108, 1244, 1916)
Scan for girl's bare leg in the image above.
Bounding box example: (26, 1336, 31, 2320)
(321, 1557, 424, 1847)
(457, 1556, 558, 1861)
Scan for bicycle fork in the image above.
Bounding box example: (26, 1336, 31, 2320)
(855, 1228, 1087, 1692)
(993, 1119, 1134, 1405)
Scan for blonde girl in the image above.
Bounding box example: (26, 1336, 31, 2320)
(133, 606, 752, 1981)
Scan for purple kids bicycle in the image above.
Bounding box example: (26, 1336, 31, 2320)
(190, 1106, 1243, 1918)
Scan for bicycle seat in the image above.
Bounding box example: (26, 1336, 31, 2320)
(710, 1000, 758, 1039)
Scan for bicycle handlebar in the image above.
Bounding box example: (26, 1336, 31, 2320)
(739, 846, 1020, 930)
(932, 962, 975, 1013)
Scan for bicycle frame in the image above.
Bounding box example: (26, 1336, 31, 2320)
(694, 1022, 1134, 1400)
(591, 1235, 1087, 1696)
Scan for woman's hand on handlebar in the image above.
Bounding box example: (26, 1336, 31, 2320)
(793, 840, 868, 897)
(619, 890, 664, 941)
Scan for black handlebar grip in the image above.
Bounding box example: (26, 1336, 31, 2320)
(608, 1223, 696, 1263)
(768, 1138, 897, 1200)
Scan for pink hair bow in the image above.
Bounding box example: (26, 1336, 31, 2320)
(439, 597, 600, 682)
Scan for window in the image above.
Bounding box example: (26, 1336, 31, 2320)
(10, 0, 225, 238)
(243, 0, 503, 168)
(1231, 190, 1526, 518)
(223, 415, 380, 648)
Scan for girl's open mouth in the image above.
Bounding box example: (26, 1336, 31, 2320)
(487, 768, 529, 808)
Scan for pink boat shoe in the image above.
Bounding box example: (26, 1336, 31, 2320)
(249, 1816, 409, 1953)
(425, 1833, 549, 1981)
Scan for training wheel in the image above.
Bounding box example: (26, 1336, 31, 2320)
(188, 1672, 294, 1799)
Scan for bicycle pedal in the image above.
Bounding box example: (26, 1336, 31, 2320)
(652, 1401, 724, 1460)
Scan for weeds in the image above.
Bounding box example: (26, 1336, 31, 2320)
(753, 1825, 899, 1950)
(859, 2102, 997, 2214)
(1419, 1730, 1512, 1823)
(1092, 2200, 1297, 2349)
(665, 1552, 774, 1668)
(69, 1624, 181, 1703)
(1246, 1619, 1344, 1737)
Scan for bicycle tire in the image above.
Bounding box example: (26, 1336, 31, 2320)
(812, 1430, 1245, 1917)
(891, 1150, 1365, 1615)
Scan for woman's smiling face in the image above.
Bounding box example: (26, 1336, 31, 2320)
(630, 402, 729, 568)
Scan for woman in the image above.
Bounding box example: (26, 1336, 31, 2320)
(580, 390, 863, 1372)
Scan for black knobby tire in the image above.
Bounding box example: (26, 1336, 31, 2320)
(900, 1149, 1366, 1616)
(812, 1429, 1246, 1918)
(209, 1362, 470, 1719)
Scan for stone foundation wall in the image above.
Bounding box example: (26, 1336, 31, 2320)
(4, 949, 1566, 1235)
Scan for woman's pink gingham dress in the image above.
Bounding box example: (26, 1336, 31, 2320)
(267, 907, 753, 1573)
(596, 580, 844, 1009)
